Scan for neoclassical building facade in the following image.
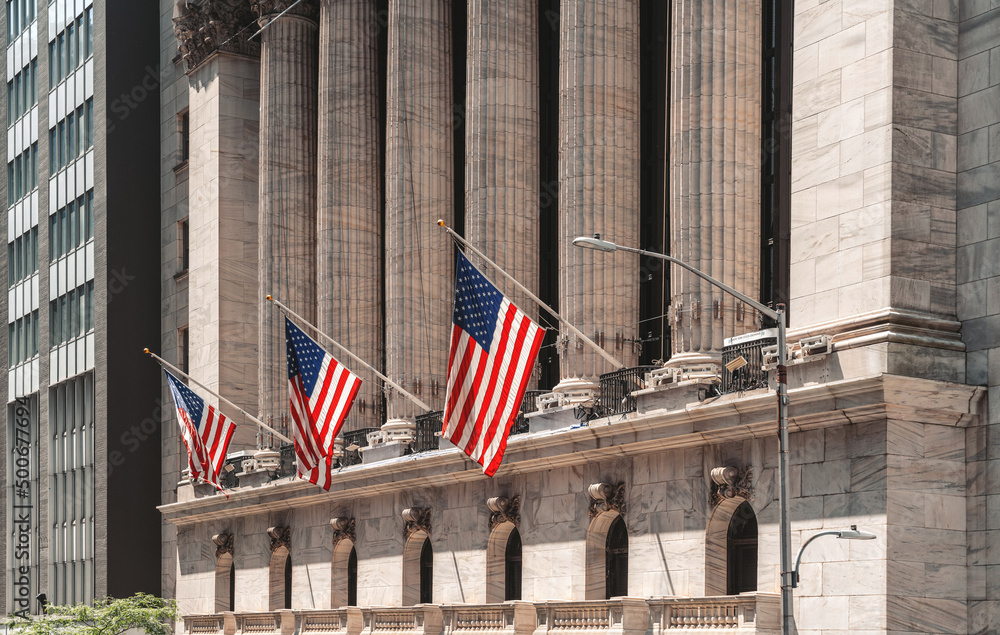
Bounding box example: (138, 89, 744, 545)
(157, 1, 1000, 634)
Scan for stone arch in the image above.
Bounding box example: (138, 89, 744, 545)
(331, 539, 357, 608)
(269, 546, 291, 610)
(401, 530, 431, 606)
(214, 552, 235, 612)
(485, 521, 521, 602)
(585, 510, 628, 600)
(705, 496, 758, 595)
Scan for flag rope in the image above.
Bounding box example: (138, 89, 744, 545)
(144, 348, 293, 445)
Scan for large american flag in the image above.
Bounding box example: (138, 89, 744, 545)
(165, 370, 236, 493)
(442, 252, 544, 476)
(285, 317, 362, 490)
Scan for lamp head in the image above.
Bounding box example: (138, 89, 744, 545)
(837, 525, 877, 540)
(572, 234, 618, 252)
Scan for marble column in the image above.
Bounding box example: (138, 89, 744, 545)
(465, 0, 539, 361)
(557, 0, 641, 397)
(383, 0, 454, 433)
(174, 2, 261, 450)
(255, 1, 319, 437)
(317, 0, 383, 433)
(668, 0, 761, 366)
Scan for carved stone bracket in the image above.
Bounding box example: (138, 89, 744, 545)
(267, 526, 290, 552)
(252, 0, 319, 22)
(401, 507, 431, 540)
(212, 533, 234, 558)
(487, 495, 521, 530)
(173, 0, 261, 73)
(588, 482, 626, 518)
(710, 466, 753, 506)
(330, 517, 356, 545)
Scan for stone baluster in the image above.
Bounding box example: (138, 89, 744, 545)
(668, 0, 761, 368)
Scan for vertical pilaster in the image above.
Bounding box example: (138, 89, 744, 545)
(317, 0, 383, 433)
(384, 0, 453, 429)
(465, 0, 539, 325)
(669, 0, 761, 366)
(557, 0, 641, 396)
(256, 3, 319, 434)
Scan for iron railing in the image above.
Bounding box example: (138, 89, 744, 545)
(599, 366, 655, 417)
(413, 411, 443, 452)
(721, 336, 774, 394)
(218, 454, 247, 489)
(340, 428, 380, 467)
(276, 444, 296, 478)
(512, 390, 544, 435)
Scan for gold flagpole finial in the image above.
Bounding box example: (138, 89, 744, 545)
(437, 219, 446, 227)
(144, 348, 150, 355)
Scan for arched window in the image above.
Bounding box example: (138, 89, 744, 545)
(727, 501, 757, 595)
(348, 546, 358, 606)
(419, 538, 433, 604)
(214, 553, 234, 612)
(605, 515, 628, 598)
(269, 547, 291, 611)
(504, 527, 522, 601)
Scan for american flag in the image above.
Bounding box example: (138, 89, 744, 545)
(442, 252, 544, 476)
(285, 317, 362, 490)
(165, 370, 237, 493)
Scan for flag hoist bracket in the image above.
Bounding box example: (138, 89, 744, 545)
(265, 295, 433, 414)
(144, 347, 293, 445)
(435, 220, 623, 371)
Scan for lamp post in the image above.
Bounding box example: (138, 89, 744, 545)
(792, 525, 877, 587)
(573, 235, 794, 635)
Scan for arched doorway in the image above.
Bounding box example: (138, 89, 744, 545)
(726, 501, 757, 594)
(269, 547, 291, 611)
(402, 531, 432, 606)
(586, 512, 628, 600)
(505, 527, 522, 600)
(332, 539, 358, 608)
(605, 515, 628, 598)
(214, 553, 234, 612)
(486, 521, 522, 602)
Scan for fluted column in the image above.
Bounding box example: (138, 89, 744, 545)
(465, 0, 539, 370)
(384, 0, 453, 428)
(669, 0, 761, 365)
(256, 1, 319, 435)
(557, 0, 641, 396)
(317, 0, 383, 433)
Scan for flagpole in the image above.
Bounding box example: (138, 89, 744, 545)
(436, 220, 624, 371)
(144, 348, 293, 445)
(266, 296, 434, 413)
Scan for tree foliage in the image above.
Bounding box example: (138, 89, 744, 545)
(5, 593, 178, 635)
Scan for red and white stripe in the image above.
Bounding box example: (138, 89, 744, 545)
(442, 298, 543, 476)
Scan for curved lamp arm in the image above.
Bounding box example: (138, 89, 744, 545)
(793, 525, 877, 588)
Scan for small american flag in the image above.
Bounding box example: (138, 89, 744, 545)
(285, 317, 362, 490)
(442, 252, 544, 476)
(165, 370, 236, 493)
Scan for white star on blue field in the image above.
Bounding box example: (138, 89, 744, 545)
(454, 252, 503, 353)
(285, 318, 326, 393)
(166, 370, 205, 431)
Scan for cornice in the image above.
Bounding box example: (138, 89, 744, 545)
(158, 374, 983, 526)
(174, 0, 261, 73)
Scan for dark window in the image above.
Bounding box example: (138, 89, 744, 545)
(727, 501, 758, 595)
(179, 111, 189, 163)
(283, 555, 292, 609)
(347, 546, 358, 606)
(179, 327, 189, 374)
(178, 219, 189, 273)
(504, 527, 522, 601)
(229, 562, 235, 612)
(605, 516, 628, 598)
(419, 538, 433, 604)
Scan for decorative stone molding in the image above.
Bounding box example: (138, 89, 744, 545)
(401, 507, 431, 539)
(330, 517, 356, 545)
(710, 466, 753, 506)
(252, 0, 319, 21)
(173, 0, 260, 72)
(267, 526, 290, 552)
(212, 532, 234, 558)
(588, 482, 626, 518)
(487, 496, 521, 530)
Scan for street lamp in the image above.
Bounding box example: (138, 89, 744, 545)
(793, 525, 877, 587)
(573, 235, 795, 635)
